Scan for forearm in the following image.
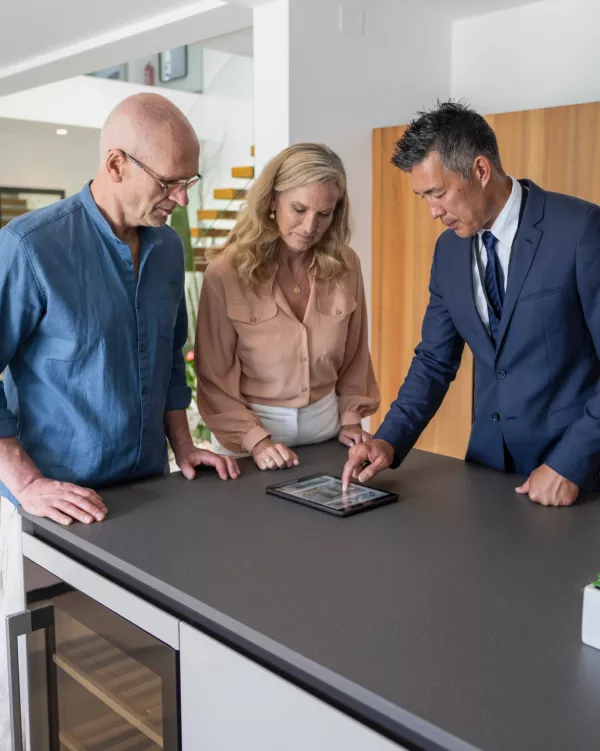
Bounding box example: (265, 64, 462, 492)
(0, 436, 43, 498)
(164, 410, 194, 451)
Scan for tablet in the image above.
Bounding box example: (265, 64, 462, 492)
(266, 473, 398, 517)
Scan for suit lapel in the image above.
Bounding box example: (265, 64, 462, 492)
(495, 180, 545, 351)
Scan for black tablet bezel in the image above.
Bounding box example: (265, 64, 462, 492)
(266, 473, 398, 517)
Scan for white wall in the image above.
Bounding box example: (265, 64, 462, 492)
(0, 118, 100, 198)
(253, 0, 290, 169)
(452, 0, 600, 114)
(254, 0, 452, 313)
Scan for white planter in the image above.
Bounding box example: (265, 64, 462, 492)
(184, 270, 204, 343)
(582, 583, 600, 649)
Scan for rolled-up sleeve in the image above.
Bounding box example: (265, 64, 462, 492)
(164, 288, 192, 411)
(336, 255, 380, 426)
(195, 270, 268, 454)
(0, 229, 45, 437)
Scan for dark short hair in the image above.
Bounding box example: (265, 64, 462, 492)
(391, 100, 504, 179)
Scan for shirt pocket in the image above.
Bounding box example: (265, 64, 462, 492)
(227, 300, 282, 373)
(316, 292, 357, 361)
(157, 284, 181, 340)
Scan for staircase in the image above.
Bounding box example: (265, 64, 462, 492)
(193, 147, 255, 272)
(0, 194, 29, 227)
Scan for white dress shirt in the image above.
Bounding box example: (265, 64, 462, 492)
(472, 176, 522, 333)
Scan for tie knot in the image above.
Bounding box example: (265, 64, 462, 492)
(481, 230, 497, 253)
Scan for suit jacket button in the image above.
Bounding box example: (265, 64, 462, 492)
(594, 471, 600, 483)
(497, 369, 506, 379)
(492, 412, 500, 422)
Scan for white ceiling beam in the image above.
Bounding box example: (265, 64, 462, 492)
(0, 1, 252, 95)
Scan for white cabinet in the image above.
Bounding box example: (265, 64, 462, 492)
(180, 622, 406, 750)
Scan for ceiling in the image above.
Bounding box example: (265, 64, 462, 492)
(0, 1, 226, 71)
(0, 0, 541, 94)
(416, 0, 541, 18)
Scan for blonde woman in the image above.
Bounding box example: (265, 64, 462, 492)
(195, 143, 380, 471)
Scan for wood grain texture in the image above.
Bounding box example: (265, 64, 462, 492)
(371, 102, 600, 459)
(371, 126, 473, 458)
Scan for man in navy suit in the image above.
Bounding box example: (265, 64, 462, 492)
(343, 101, 600, 506)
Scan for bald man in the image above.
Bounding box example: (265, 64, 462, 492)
(0, 93, 239, 743)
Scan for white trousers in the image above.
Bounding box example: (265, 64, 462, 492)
(212, 390, 341, 457)
(0, 497, 26, 750)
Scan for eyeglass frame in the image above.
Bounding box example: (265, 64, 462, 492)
(120, 150, 202, 194)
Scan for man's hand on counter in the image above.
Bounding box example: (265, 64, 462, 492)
(341, 439, 395, 491)
(515, 464, 579, 506)
(18, 478, 108, 526)
(174, 443, 240, 481)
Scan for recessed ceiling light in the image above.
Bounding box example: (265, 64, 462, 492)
(56, 128, 68, 136)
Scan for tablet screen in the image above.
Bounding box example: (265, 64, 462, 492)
(273, 474, 390, 511)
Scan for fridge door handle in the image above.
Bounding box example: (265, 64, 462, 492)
(6, 603, 60, 751)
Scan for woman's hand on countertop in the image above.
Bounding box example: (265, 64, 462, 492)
(338, 424, 371, 448)
(252, 439, 299, 470)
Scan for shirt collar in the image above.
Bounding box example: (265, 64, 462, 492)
(79, 181, 164, 250)
(478, 176, 522, 248)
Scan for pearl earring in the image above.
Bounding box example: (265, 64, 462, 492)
(269, 211, 275, 219)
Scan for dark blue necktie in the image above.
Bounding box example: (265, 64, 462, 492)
(482, 230, 505, 345)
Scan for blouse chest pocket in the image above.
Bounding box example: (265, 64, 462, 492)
(316, 291, 357, 360)
(317, 296, 357, 319)
(227, 300, 282, 369)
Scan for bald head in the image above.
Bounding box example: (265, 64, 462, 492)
(100, 93, 198, 164)
(93, 93, 200, 230)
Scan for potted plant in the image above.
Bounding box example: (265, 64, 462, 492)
(582, 573, 600, 650)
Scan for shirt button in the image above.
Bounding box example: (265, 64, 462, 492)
(142, 428, 148, 437)
(492, 412, 500, 422)
(497, 369, 506, 379)
(126, 260, 133, 267)
(301, 356, 308, 362)
(336, 309, 342, 316)
(301, 387, 308, 393)
(140, 343, 147, 353)
(142, 386, 148, 395)
(250, 316, 257, 323)
(136, 301, 141, 310)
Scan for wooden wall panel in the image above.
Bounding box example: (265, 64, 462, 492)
(372, 101, 600, 459)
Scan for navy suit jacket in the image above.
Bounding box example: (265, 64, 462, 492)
(375, 180, 600, 489)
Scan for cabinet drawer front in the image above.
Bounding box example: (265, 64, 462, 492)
(23, 533, 179, 648)
(180, 623, 406, 750)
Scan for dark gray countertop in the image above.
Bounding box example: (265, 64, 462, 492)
(22, 443, 600, 751)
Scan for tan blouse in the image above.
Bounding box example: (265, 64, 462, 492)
(195, 246, 380, 453)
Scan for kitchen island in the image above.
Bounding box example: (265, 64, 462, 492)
(17, 442, 600, 751)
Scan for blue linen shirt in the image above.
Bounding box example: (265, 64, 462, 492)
(0, 183, 191, 505)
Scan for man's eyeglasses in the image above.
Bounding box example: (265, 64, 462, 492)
(121, 151, 201, 193)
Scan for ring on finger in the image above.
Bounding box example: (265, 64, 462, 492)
(265, 457, 273, 465)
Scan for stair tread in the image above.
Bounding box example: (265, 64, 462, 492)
(197, 209, 238, 220)
(191, 228, 230, 238)
(213, 188, 247, 200)
(231, 166, 254, 179)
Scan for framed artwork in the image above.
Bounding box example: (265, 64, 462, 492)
(159, 46, 188, 83)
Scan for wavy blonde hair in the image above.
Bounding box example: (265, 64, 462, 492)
(209, 143, 352, 289)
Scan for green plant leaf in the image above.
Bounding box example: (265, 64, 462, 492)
(170, 204, 194, 272)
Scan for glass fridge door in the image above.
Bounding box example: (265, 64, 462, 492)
(7, 557, 180, 751)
